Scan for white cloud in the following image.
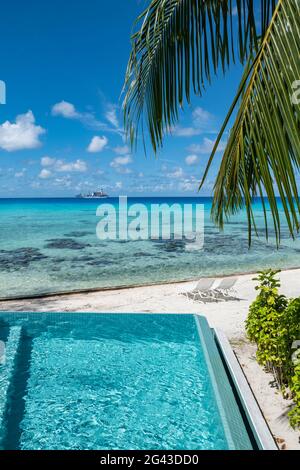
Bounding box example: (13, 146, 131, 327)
(110, 154, 133, 174)
(41, 156, 55, 167)
(185, 154, 199, 166)
(110, 155, 132, 168)
(113, 145, 130, 155)
(192, 107, 214, 130)
(151, 182, 175, 192)
(52, 101, 104, 130)
(116, 167, 132, 175)
(115, 181, 123, 189)
(0, 111, 45, 151)
(172, 107, 216, 137)
(172, 127, 201, 137)
(31, 181, 41, 189)
(187, 138, 226, 154)
(51, 100, 121, 134)
(179, 176, 198, 192)
(166, 167, 184, 179)
(52, 101, 79, 119)
(15, 168, 26, 178)
(40, 157, 87, 173)
(53, 176, 72, 188)
(39, 169, 52, 179)
(55, 159, 87, 172)
(105, 105, 119, 128)
(87, 136, 108, 153)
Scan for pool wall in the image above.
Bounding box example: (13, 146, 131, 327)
(213, 327, 278, 450)
(0, 326, 22, 444)
(194, 314, 277, 450)
(195, 316, 255, 450)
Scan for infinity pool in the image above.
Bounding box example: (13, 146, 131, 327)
(0, 313, 254, 450)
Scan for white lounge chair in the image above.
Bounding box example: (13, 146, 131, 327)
(183, 278, 215, 302)
(183, 277, 238, 303)
(213, 277, 238, 299)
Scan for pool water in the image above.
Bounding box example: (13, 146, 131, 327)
(0, 313, 253, 450)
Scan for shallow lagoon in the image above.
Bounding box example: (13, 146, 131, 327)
(0, 197, 299, 298)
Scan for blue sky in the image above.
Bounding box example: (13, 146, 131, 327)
(0, 0, 244, 197)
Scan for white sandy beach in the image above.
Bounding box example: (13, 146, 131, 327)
(1, 268, 299, 450)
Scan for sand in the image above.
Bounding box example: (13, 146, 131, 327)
(0, 268, 299, 450)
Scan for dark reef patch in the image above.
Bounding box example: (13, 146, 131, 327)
(154, 239, 186, 253)
(44, 238, 91, 250)
(70, 255, 96, 263)
(85, 259, 115, 266)
(69, 255, 117, 267)
(0, 247, 48, 271)
(134, 252, 153, 257)
(50, 257, 66, 264)
(64, 231, 92, 238)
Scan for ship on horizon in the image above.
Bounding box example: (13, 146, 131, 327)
(76, 189, 109, 199)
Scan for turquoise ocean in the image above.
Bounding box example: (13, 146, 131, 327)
(0, 197, 300, 299)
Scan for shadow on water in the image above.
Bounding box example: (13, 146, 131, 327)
(2, 332, 33, 450)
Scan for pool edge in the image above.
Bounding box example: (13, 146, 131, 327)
(213, 327, 278, 451)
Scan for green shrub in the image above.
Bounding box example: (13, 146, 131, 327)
(282, 298, 300, 387)
(289, 363, 300, 429)
(285, 298, 300, 429)
(246, 270, 287, 382)
(246, 269, 287, 344)
(246, 270, 300, 430)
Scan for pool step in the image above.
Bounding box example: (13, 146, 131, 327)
(0, 326, 22, 444)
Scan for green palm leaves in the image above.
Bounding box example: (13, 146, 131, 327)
(202, 0, 300, 244)
(123, 0, 300, 243)
(124, 0, 275, 149)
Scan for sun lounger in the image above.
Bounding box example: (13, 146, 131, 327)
(182, 277, 238, 303)
(182, 278, 215, 301)
(213, 277, 237, 298)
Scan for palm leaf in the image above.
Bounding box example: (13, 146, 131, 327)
(200, 0, 300, 245)
(123, 0, 276, 151)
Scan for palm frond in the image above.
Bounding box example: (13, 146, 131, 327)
(201, 0, 300, 245)
(123, 0, 276, 151)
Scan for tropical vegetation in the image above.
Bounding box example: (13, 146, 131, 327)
(246, 270, 300, 429)
(123, 0, 300, 244)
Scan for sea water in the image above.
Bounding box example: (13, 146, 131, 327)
(0, 197, 299, 298)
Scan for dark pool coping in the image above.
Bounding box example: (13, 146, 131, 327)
(196, 315, 257, 450)
(194, 314, 278, 450)
(0, 326, 22, 444)
(212, 327, 278, 450)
